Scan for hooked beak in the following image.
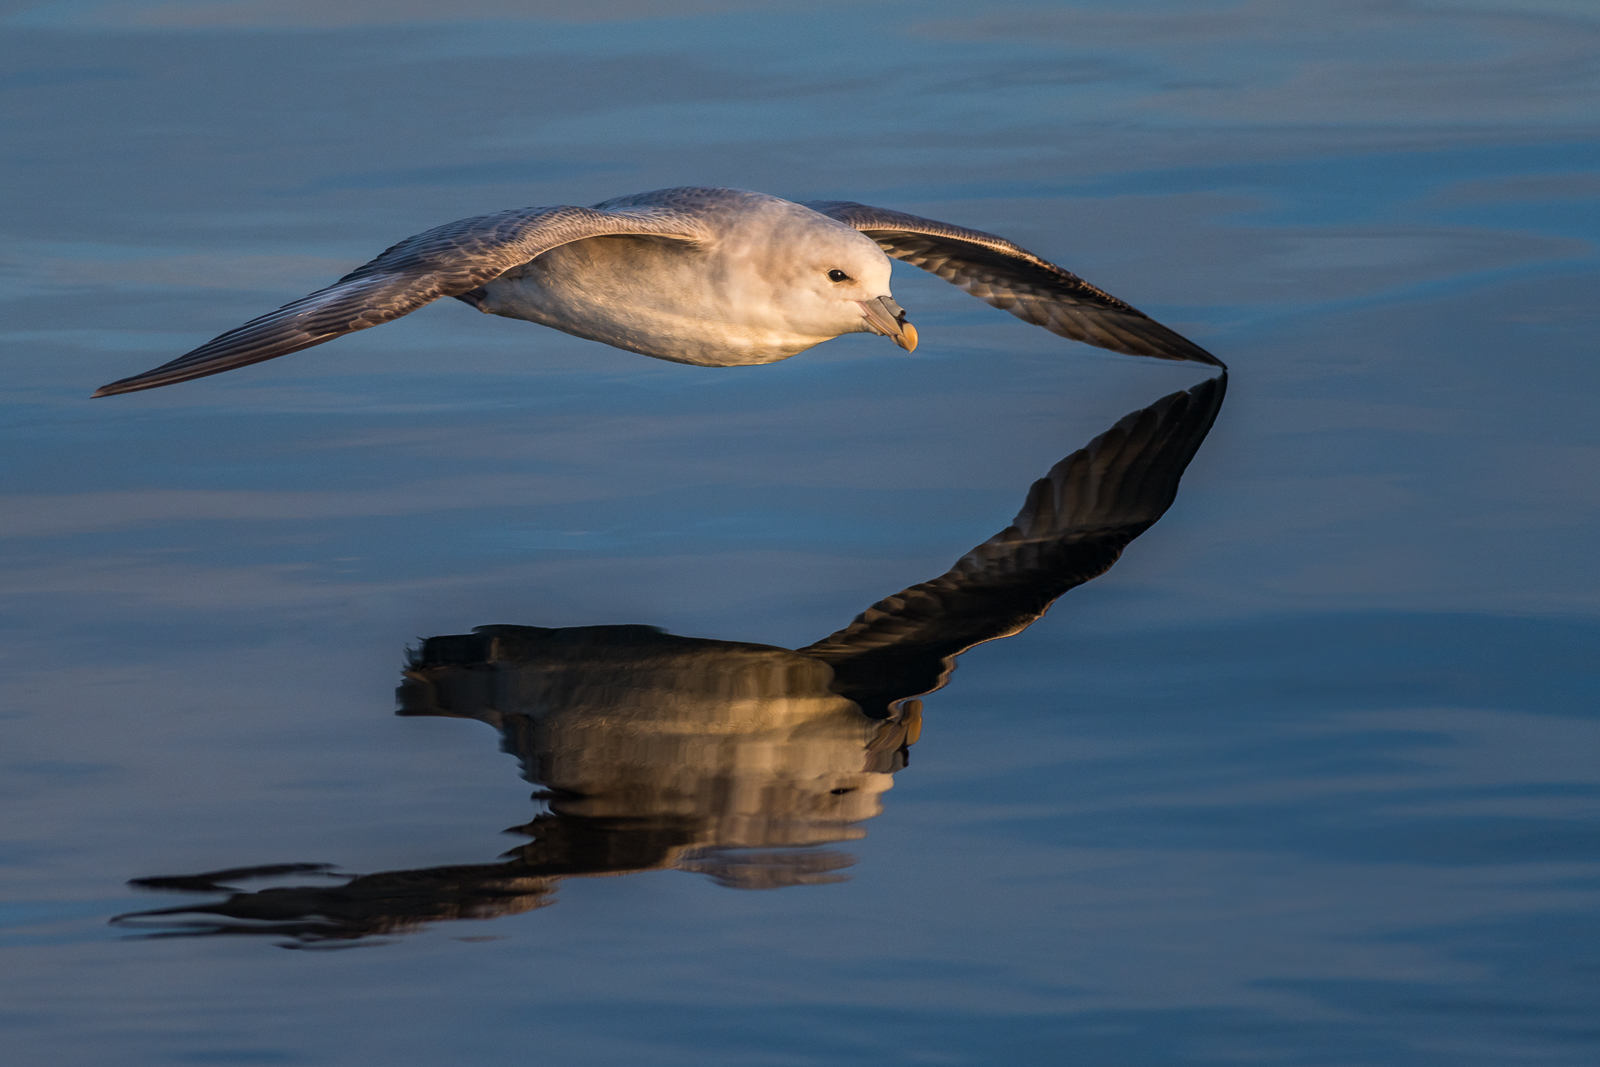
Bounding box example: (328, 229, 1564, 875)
(857, 296, 918, 352)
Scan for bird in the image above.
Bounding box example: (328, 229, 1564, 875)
(92, 186, 1224, 398)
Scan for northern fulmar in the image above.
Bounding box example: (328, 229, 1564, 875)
(92, 187, 1224, 397)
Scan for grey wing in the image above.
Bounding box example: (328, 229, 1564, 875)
(805, 200, 1224, 369)
(798, 373, 1226, 716)
(93, 205, 706, 397)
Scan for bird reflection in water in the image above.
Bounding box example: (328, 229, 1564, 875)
(113, 374, 1224, 947)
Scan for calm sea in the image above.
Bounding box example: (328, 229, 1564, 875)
(3, 1, 1597, 1063)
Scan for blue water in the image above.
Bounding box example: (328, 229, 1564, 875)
(3, 1, 1598, 1064)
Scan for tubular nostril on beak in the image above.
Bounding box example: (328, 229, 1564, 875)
(857, 296, 918, 352)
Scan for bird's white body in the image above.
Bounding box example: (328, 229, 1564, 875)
(477, 193, 892, 366)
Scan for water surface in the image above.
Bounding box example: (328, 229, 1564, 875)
(2, 1, 1598, 1064)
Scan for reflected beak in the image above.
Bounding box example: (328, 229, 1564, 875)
(857, 296, 918, 352)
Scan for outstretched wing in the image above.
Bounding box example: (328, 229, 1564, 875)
(804, 201, 1224, 368)
(93, 206, 706, 397)
(799, 374, 1226, 715)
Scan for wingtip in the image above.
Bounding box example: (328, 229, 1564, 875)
(91, 377, 145, 398)
(1177, 341, 1227, 370)
(91, 370, 189, 397)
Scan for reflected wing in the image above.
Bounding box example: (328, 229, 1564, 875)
(800, 374, 1226, 714)
(109, 813, 709, 945)
(805, 200, 1224, 368)
(112, 860, 561, 945)
(93, 206, 706, 396)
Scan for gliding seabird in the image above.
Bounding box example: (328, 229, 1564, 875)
(93, 187, 1224, 398)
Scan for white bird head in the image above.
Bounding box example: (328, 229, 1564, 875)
(713, 194, 918, 353)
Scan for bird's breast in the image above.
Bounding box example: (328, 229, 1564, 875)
(476, 236, 827, 367)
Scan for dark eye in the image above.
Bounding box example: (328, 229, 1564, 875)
(827, 269, 850, 282)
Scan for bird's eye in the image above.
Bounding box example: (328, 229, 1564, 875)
(827, 269, 850, 282)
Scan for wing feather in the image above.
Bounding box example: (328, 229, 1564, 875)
(93, 206, 705, 397)
(799, 374, 1226, 715)
(804, 201, 1224, 368)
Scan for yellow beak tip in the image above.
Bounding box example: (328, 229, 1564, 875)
(897, 322, 919, 353)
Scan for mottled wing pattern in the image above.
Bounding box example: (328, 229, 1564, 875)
(805, 200, 1224, 368)
(93, 206, 706, 396)
(799, 374, 1226, 714)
